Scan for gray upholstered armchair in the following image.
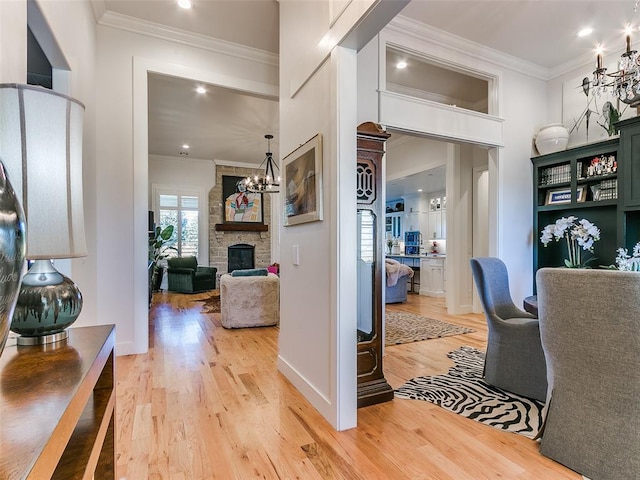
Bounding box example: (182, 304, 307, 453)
(470, 257, 547, 402)
(167, 256, 217, 293)
(536, 268, 640, 480)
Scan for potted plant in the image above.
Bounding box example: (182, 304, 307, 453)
(149, 225, 177, 291)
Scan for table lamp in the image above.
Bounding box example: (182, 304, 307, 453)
(0, 84, 87, 345)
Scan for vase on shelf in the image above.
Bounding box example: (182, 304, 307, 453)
(535, 123, 569, 155)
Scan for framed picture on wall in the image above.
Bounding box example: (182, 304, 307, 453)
(283, 134, 323, 226)
(222, 175, 263, 224)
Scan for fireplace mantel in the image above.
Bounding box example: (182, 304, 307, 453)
(215, 223, 268, 232)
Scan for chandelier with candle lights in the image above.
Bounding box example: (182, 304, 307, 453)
(592, 26, 640, 107)
(242, 134, 280, 193)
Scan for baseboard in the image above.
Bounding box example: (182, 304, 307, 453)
(277, 354, 334, 424)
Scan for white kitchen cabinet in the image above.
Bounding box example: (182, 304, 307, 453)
(420, 256, 446, 297)
(404, 211, 420, 231)
(427, 209, 446, 239)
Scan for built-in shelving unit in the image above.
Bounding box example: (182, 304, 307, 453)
(532, 138, 619, 276)
(532, 116, 640, 285)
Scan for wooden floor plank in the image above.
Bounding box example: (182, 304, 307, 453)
(115, 290, 580, 479)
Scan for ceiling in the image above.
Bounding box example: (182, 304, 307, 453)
(386, 165, 446, 201)
(147, 73, 279, 162)
(99, 0, 640, 193)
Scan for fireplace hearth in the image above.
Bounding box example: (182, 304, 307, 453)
(228, 244, 255, 272)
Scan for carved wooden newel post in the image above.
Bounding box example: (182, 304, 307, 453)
(356, 122, 394, 408)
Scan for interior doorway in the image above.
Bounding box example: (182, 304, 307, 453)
(384, 131, 490, 315)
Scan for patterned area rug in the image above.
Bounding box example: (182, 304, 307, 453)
(395, 346, 544, 439)
(385, 312, 474, 346)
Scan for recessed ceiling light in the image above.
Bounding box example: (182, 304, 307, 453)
(417, 189, 423, 192)
(177, 0, 192, 9)
(182, 144, 190, 149)
(396, 61, 408, 69)
(196, 86, 206, 94)
(577, 27, 593, 37)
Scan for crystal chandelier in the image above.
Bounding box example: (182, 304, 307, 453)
(243, 134, 280, 193)
(593, 27, 640, 107)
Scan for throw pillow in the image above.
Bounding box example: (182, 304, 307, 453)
(231, 268, 269, 277)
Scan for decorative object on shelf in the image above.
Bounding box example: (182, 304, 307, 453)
(600, 101, 621, 136)
(545, 187, 573, 205)
(579, 153, 617, 178)
(0, 162, 26, 359)
(283, 133, 323, 226)
(576, 185, 588, 202)
(611, 242, 640, 271)
(241, 134, 280, 193)
(540, 216, 601, 268)
(534, 123, 569, 155)
(391, 237, 401, 254)
(0, 84, 87, 345)
(539, 163, 571, 186)
(430, 241, 439, 253)
(386, 238, 393, 254)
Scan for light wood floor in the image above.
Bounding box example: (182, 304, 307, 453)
(115, 290, 580, 479)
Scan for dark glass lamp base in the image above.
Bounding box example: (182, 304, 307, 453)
(10, 259, 82, 345)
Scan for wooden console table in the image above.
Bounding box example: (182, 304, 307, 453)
(0, 325, 116, 479)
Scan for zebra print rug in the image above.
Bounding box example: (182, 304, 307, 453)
(395, 346, 544, 439)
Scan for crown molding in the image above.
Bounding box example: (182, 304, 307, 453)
(213, 159, 261, 169)
(98, 11, 279, 68)
(149, 154, 214, 164)
(389, 15, 551, 82)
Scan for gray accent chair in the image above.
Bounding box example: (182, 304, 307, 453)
(536, 268, 640, 480)
(470, 257, 547, 402)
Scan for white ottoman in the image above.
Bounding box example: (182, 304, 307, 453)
(220, 272, 280, 328)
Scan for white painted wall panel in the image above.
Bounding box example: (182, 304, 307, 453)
(380, 91, 504, 147)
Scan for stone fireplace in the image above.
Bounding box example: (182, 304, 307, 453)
(209, 165, 272, 274)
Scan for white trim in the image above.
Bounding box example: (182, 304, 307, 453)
(389, 15, 549, 81)
(334, 47, 358, 430)
(152, 184, 208, 262)
(277, 356, 333, 418)
(380, 90, 504, 148)
(99, 11, 279, 68)
(149, 153, 214, 164)
(213, 159, 264, 169)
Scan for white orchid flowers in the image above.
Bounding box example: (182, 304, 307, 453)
(540, 216, 600, 268)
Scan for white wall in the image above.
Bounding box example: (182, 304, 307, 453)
(148, 155, 215, 266)
(496, 68, 547, 302)
(279, 0, 400, 431)
(386, 136, 447, 181)
(95, 18, 278, 355)
(0, 1, 27, 83)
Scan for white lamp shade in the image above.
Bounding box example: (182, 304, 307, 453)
(0, 84, 87, 259)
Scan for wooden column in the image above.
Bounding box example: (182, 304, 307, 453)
(356, 122, 393, 408)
